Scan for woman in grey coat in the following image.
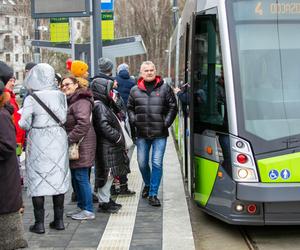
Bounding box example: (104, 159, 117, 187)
(19, 63, 70, 234)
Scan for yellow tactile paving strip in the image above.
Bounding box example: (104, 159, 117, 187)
(97, 148, 143, 250)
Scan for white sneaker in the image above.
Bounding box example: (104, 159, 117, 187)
(66, 208, 82, 217)
(71, 210, 95, 220)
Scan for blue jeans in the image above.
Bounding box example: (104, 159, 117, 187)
(71, 168, 93, 212)
(136, 138, 167, 197)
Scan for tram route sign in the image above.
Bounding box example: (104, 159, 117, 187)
(31, 0, 91, 18)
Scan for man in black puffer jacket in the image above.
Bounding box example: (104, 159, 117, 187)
(127, 61, 177, 206)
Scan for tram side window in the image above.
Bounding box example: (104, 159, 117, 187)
(193, 14, 228, 133)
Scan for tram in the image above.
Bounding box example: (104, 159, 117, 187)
(167, 0, 300, 225)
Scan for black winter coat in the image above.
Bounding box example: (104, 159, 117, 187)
(127, 76, 178, 139)
(91, 77, 130, 188)
(0, 104, 22, 214)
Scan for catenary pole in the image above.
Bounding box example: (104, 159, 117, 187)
(91, 0, 103, 76)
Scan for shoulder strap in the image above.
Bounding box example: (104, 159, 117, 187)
(29, 92, 65, 127)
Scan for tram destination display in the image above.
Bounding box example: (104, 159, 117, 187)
(233, 0, 300, 21)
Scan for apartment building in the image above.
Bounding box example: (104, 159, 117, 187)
(0, 0, 33, 84)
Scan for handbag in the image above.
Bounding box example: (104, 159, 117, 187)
(69, 137, 84, 160)
(119, 120, 134, 150)
(112, 112, 134, 150)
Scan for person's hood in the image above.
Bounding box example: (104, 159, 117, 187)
(117, 69, 130, 79)
(0, 61, 13, 85)
(67, 87, 94, 106)
(137, 76, 163, 91)
(90, 78, 113, 105)
(23, 63, 57, 91)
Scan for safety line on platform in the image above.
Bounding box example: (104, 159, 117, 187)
(97, 148, 142, 250)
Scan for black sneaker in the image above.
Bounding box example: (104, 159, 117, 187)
(119, 188, 136, 196)
(148, 196, 161, 207)
(142, 186, 150, 198)
(109, 198, 122, 208)
(98, 202, 121, 213)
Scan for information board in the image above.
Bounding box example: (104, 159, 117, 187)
(50, 17, 70, 43)
(32, 0, 90, 18)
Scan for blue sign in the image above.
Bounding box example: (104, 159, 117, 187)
(101, 0, 113, 11)
(280, 169, 291, 180)
(269, 169, 279, 180)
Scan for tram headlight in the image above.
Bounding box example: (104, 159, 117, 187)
(233, 167, 258, 182)
(238, 168, 248, 179)
(235, 204, 244, 212)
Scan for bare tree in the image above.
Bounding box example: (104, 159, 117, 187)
(114, 0, 186, 76)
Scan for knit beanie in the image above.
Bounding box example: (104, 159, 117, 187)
(70, 60, 89, 77)
(117, 63, 129, 74)
(0, 61, 14, 85)
(98, 57, 113, 74)
(25, 62, 37, 71)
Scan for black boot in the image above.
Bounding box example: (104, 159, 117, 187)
(110, 184, 120, 196)
(30, 196, 45, 234)
(98, 200, 121, 213)
(109, 198, 122, 208)
(50, 194, 65, 230)
(119, 184, 136, 196)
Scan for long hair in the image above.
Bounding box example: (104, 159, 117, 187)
(0, 92, 10, 108)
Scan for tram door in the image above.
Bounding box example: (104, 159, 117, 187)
(189, 10, 229, 205)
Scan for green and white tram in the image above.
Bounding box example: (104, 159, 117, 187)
(168, 0, 300, 225)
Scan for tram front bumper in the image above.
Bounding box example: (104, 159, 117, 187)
(237, 182, 300, 202)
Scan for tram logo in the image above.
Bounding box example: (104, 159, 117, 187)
(255, 2, 263, 16)
(269, 169, 279, 180)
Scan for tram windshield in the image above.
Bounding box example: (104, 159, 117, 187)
(228, 0, 300, 154)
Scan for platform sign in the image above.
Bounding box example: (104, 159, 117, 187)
(101, 0, 114, 11)
(101, 10, 114, 40)
(31, 0, 90, 18)
(50, 17, 70, 43)
(102, 11, 113, 20)
(102, 20, 114, 40)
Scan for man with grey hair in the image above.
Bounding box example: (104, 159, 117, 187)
(127, 61, 177, 206)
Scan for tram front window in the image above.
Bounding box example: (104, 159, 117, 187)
(228, 0, 300, 153)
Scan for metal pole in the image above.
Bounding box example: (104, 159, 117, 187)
(173, 0, 178, 27)
(70, 18, 75, 60)
(92, 0, 102, 77)
(34, 19, 41, 63)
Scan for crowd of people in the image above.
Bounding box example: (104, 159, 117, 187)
(0, 58, 177, 249)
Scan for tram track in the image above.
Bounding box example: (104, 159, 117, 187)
(239, 227, 259, 250)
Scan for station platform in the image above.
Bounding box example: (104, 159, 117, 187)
(21, 136, 195, 250)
